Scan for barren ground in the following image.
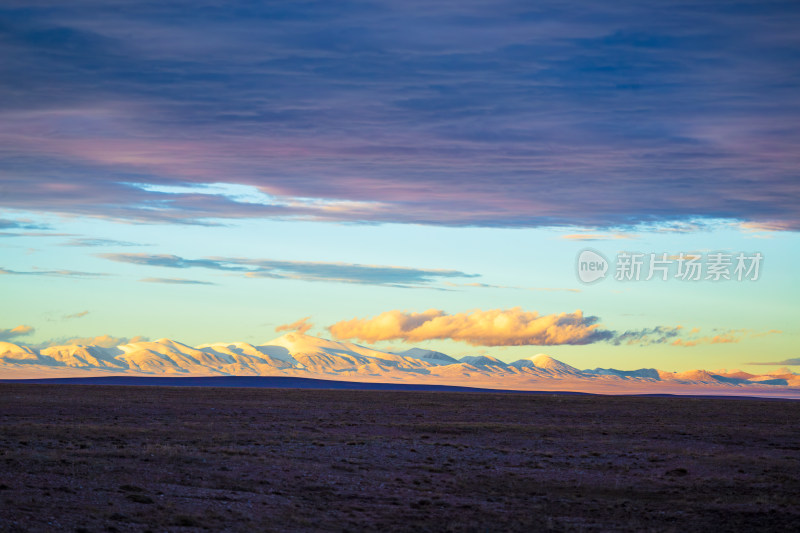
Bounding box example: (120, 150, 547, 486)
(1, 384, 798, 532)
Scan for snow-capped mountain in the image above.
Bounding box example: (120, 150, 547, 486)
(509, 354, 583, 376)
(459, 355, 508, 368)
(397, 348, 458, 365)
(586, 367, 661, 380)
(1, 334, 798, 397)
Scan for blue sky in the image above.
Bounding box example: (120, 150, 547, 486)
(1, 1, 798, 372)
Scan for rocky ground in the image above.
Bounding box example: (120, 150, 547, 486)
(0, 384, 798, 532)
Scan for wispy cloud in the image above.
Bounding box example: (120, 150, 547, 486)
(35, 334, 149, 349)
(139, 277, 216, 285)
(561, 234, 635, 241)
(0, 232, 77, 238)
(0, 267, 105, 278)
(63, 310, 89, 320)
(746, 357, 800, 366)
(99, 254, 246, 271)
(276, 317, 313, 335)
(738, 221, 796, 233)
(0, 325, 35, 342)
(0, 219, 51, 231)
(671, 328, 781, 347)
(99, 253, 477, 288)
(61, 238, 144, 247)
(445, 282, 580, 293)
(239, 260, 475, 287)
(610, 326, 683, 346)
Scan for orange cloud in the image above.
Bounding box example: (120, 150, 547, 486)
(0, 325, 35, 341)
(752, 329, 783, 338)
(328, 307, 610, 346)
(276, 316, 313, 335)
(672, 334, 738, 347)
(671, 328, 781, 347)
(739, 221, 794, 233)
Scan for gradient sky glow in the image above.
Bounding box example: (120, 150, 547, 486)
(1, 1, 798, 373)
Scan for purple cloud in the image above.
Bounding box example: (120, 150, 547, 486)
(99, 253, 477, 288)
(0, 2, 798, 229)
(139, 277, 216, 286)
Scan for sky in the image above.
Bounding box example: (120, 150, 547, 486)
(1, 0, 798, 372)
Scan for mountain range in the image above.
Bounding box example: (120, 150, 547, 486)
(1, 333, 797, 398)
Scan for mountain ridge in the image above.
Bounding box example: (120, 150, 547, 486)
(1, 333, 798, 397)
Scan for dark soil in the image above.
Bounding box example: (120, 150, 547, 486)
(0, 384, 798, 532)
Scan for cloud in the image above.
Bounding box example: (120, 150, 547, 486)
(0, 267, 105, 278)
(98, 253, 245, 271)
(561, 234, 635, 241)
(328, 308, 782, 348)
(35, 334, 149, 349)
(0, 219, 51, 231)
(445, 282, 581, 293)
(671, 334, 735, 347)
(0, 325, 35, 342)
(0, 3, 798, 229)
(752, 329, 783, 338)
(738, 221, 796, 234)
(100, 253, 477, 287)
(328, 308, 613, 346)
(61, 238, 144, 247)
(276, 317, 313, 335)
(746, 358, 800, 366)
(0, 232, 77, 238)
(671, 328, 781, 347)
(239, 260, 475, 287)
(609, 326, 683, 346)
(63, 310, 89, 320)
(139, 277, 216, 285)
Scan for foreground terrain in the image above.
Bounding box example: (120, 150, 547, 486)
(0, 385, 799, 532)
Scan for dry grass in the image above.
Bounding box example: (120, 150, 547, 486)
(0, 384, 799, 531)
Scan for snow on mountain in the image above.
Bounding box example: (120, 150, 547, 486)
(429, 362, 482, 378)
(262, 333, 435, 374)
(665, 370, 723, 383)
(708, 374, 751, 385)
(713, 369, 756, 380)
(0, 342, 38, 361)
(115, 338, 229, 374)
(1, 334, 798, 397)
(510, 354, 583, 376)
(585, 368, 661, 380)
(398, 348, 458, 365)
(197, 342, 295, 369)
(729, 368, 800, 387)
(459, 355, 508, 368)
(751, 378, 790, 386)
(40, 344, 123, 369)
